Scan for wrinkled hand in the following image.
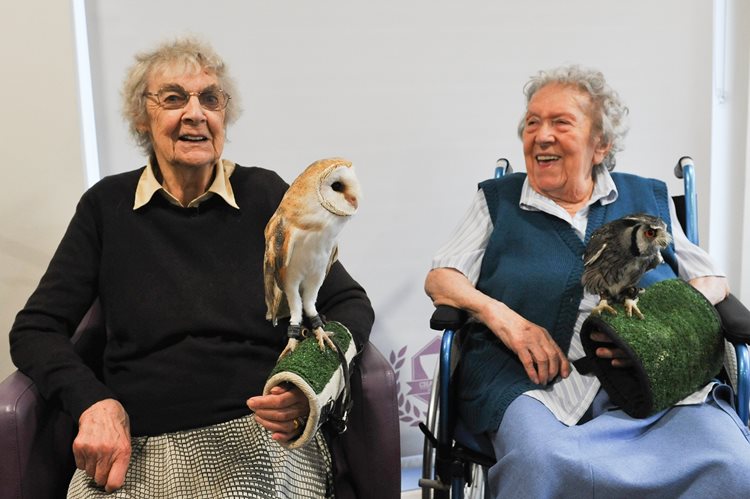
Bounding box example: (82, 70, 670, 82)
(247, 383, 309, 443)
(73, 399, 131, 492)
(425, 268, 569, 385)
(689, 276, 730, 305)
(589, 331, 632, 368)
(480, 300, 570, 385)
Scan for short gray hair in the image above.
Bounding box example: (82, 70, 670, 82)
(517, 65, 629, 171)
(121, 36, 241, 155)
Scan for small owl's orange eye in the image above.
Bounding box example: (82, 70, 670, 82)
(331, 181, 344, 192)
(645, 229, 656, 238)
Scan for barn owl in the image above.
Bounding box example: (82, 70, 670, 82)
(264, 157, 361, 358)
(582, 213, 672, 319)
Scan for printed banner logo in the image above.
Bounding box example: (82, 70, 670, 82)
(389, 336, 440, 426)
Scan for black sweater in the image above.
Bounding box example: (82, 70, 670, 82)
(9, 165, 374, 436)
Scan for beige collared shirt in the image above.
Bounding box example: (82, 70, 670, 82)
(133, 158, 240, 210)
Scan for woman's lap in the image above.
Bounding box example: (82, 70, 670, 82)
(488, 384, 750, 499)
(67, 414, 332, 499)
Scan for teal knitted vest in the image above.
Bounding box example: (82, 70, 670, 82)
(458, 172, 678, 434)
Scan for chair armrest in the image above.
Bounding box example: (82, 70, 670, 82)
(0, 300, 101, 498)
(430, 305, 468, 331)
(332, 341, 401, 499)
(716, 293, 750, 344)
(0, 370, 76, 499)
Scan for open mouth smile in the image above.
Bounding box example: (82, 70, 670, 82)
(536, 154, 561, 165)
(179, 135, 209, 142)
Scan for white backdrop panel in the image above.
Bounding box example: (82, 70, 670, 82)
(84, 0, 712, 461)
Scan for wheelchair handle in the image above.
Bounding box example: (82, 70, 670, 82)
(673, 155, 693, 179)
(495, 157, 512, 178)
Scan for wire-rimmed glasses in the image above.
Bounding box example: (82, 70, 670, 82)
(144, 86, 230, 111)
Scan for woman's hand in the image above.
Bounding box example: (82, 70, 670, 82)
(247, 383, 309, 442)
(589, 331, 632, 368)
(689, 276, 730, 305)
(478, 299, 571, 385)
(73, 398, 131, 493)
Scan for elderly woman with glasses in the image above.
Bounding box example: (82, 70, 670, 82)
(426, 65, 750, 497)
(9, 37, 373, 497)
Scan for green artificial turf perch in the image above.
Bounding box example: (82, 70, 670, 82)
(576, 279, 723, 418)
(269, 321, 353, 394)
(264, 321, 357, 449)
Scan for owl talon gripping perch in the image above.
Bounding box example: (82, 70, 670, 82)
(310, 314, 337, 352)
(590, 298, 618, 317)
(280, 324, 304, 359)
(582, 214, 671, 320)
(263, 158, 361, 357)
(623, 297, 644, 319)
(313, 328, 337, 351)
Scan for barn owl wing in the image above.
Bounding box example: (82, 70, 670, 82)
(264, 214, 299, 323)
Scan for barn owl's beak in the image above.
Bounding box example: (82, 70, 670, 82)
(345, 194, 358, 210)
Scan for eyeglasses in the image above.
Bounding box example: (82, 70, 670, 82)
(144, 86, 230, 111)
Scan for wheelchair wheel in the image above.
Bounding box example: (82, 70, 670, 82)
(419, 342, 489, 499)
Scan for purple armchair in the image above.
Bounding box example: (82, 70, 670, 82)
(0, 301, 400, 499)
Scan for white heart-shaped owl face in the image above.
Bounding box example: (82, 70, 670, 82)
(317, 164, 361, 216)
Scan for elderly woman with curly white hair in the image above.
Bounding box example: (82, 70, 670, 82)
(9, 37, 373, 497)
(425, 65, 750, 497)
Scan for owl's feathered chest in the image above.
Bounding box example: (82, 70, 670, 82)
(287, 223, 341, 264)
(583, 247, 661, 297)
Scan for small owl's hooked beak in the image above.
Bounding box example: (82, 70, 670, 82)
(345, 193, 358, 210)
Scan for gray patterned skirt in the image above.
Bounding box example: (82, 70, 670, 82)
(67, 414, 333, 498)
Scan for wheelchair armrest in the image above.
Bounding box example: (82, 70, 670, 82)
(716, 293, 750, 344)
(430, 305, 468, 331)
(715, 293, 750, 425)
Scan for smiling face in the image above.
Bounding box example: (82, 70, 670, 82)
(522, 83, 610, 207)
(138, 66, 226, 174)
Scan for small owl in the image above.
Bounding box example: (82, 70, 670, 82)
(264, 157, 361, 358)
(582, 213, 672, 319)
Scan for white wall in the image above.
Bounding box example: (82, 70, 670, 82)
(0, 1, 85, 379)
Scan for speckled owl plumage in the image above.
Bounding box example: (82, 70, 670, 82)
(582, 213, 672, 319)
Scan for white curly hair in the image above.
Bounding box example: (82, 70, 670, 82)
(517, 65, 629, 171)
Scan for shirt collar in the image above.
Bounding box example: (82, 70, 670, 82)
(519, 164, 618, 214)
(133, 158, 240, 210)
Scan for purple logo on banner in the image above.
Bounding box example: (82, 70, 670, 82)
(389, 336, 441, 426)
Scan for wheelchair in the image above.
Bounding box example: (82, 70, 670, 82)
(419, 157, 750, 499)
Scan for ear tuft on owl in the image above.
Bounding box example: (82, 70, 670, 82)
(581, 213, 672, 319)
(263, 157, 362, 358)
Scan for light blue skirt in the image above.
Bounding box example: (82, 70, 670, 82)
(489, 384, 750, 499)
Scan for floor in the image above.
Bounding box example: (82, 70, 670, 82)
(401, 464, 422, 493)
